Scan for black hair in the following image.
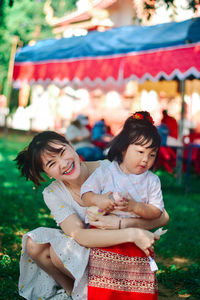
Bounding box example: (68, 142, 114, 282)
(107, 111, 161, 167)
(15, 131, 69, 186)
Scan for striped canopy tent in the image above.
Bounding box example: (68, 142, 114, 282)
(13, 17, 200, 91)
(13, 17, 200, 181)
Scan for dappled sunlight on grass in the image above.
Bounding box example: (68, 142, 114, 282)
(2, 181, 17, 188)
(14, 229, 29, 237)
(148, 168, 200, 298)
(173, 257, 190, 265)
(157, 255, 194, 269)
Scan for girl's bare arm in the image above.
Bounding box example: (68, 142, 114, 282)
(60, 214, 156, 256)
(121, 209, 169, 230)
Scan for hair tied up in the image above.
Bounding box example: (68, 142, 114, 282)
(132, 112, 144, 120)
(147, 115, 154, 124)
(15, 148, 32, 181)
(132, 112, 154, 124)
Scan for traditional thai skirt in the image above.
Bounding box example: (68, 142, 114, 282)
(88, 243, 157, 300)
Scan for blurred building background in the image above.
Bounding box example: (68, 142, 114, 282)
(1, 0, 200, 136)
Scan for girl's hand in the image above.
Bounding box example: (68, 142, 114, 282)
(114, 197, 137, 213)
(129, 228, 158, 256)
(113, 192, 137, 212)
(96, 192, 115, 213)
(114, 198, 129, 211)
(87, 211, 120, 230)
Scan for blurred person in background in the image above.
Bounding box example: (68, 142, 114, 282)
(161, 110, 178, 139)
(66, 114, 104, 161)
(92, 118, 113, 150)
(157, 110, 177, 173)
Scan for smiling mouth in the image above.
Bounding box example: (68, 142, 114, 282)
(63, 162, 75, 175)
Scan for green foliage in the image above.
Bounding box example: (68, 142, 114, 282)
(0, 0, 78, 94)
(0, 0, 50, 94)
(51, 0, 77, 18)
(0, 130, 200, 299)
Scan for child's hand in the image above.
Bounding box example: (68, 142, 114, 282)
(126, 197, 137, 212)
(113, 192, 135, 212)
(114, 198, 129, 211)
(95, 192, 115, 213)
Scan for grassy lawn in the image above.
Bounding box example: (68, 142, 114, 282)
(0, 131, 200, 300)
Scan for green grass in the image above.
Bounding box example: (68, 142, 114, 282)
(154, 170, 200, 299)
(0, 131, 200, 300)
(0, 131, 55, 300)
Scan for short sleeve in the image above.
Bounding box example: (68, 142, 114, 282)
(148, 175, 164, 212)
(43, 184, 76, 226)
(80, 165, 104, 196)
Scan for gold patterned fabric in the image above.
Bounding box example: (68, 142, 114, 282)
(88, 248, 157, 294)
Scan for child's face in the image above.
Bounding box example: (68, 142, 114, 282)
(41, 142, 81, 181)
(120, 140, 157, 175)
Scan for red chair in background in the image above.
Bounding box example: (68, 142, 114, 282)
(157, 146, 177, 173)
(183, 132, 200, 174)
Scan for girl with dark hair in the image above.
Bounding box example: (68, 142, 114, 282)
(15, 130, 169, 300)
(81, 111, 165, 300)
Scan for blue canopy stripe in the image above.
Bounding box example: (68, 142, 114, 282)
(13, 17, 200, 89)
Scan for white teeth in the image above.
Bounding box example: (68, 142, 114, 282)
(63, 163, 74, 174)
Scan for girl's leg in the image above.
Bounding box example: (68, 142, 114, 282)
(26, 237, 74, 295)
(49, 246, 74, 294)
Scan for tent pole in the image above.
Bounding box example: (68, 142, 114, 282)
(176, 79, 185, 185)
(4, 35, 19, 136)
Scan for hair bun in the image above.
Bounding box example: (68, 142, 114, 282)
(132, 111, 154, 124)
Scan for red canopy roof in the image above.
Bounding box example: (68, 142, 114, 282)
(13, 18, 200, 90)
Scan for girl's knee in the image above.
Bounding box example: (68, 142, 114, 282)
(26, 237, 49, 259)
